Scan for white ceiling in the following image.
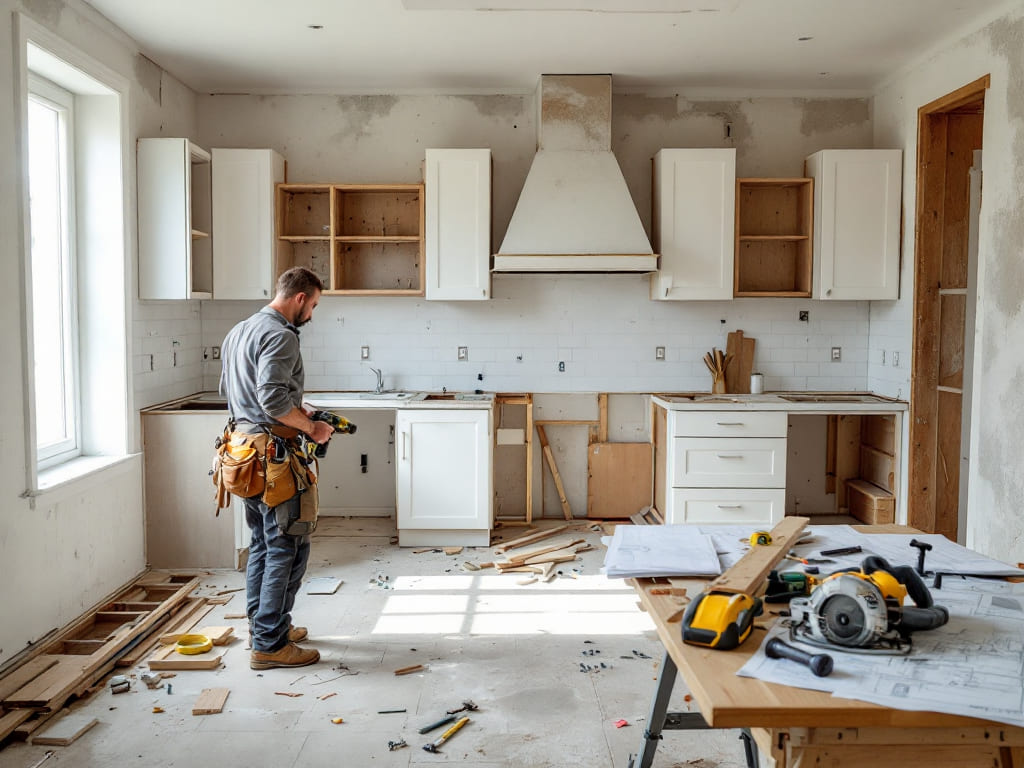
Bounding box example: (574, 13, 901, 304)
(85, 0, 1014, 95)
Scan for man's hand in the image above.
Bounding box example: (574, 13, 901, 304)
(309, 420, 333, 445)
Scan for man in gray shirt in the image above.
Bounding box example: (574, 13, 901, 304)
(220, 267, 333, 670)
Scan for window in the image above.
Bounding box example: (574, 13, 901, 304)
(28, 76, 80, 467)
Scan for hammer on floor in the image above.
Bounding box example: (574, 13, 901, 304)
(422, 715, 470, 753)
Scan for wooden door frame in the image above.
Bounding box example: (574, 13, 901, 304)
(908, 75, 989, 533)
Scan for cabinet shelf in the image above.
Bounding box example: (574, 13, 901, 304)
(276, 183, 424, 295)
(734, 177, 813, 297)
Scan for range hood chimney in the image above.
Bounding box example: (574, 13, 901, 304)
(492, 75, 657, 273)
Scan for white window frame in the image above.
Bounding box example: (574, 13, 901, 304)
(28, 74, 81, 468)
(16, 14, 135, 495)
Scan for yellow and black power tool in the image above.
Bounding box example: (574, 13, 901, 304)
(682, 590, 763, 650)
(788, 555, 949, 654)
(296, 410, 358, 461)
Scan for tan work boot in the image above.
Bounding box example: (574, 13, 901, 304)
(250, 642, 320, 670)
(288, 625, 308, 643)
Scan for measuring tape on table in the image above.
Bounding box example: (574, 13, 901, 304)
(749, 531, 773, 546)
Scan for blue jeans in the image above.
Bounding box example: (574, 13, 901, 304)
(244, 494, 311, 652)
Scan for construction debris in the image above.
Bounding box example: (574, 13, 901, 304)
(388, 739, 408, 751)
(393, 664, 425, 676)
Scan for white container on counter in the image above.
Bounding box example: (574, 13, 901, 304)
(750, 373, 764, 394)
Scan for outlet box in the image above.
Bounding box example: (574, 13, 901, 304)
(558, 361, 565, 372)
(799, 310, 809, 322)
(211, 346, 221, 360)
(831, 347, 842, 362)
(360, 346, 370, 360)
(892, 351, 900, 367)
(880, 349, 886, 365)
(655, 346, 666, 360)
(457, 346, 468, 361)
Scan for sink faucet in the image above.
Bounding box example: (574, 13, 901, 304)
(369, 366, 384, 393)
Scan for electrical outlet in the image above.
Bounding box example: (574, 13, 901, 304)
(558, 361, 565, 372)
(831, 346, 842, 362)
(360, 346, 370, 360)
(655, 346, 666, 361)
(457, 346, 468, 361)
(799, 310, 809, 322)
(211, 346, 221, 360)
(892, 351, 900, 367)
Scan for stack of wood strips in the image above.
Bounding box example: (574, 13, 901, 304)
(484, 524, 595, 580)
(0, 572, 203, 746)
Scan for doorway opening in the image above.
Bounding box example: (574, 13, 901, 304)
(909, 75, 988, 540)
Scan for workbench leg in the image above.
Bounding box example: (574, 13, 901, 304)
(629, 650, 678, 768)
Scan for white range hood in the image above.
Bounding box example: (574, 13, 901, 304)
(492, 75, 657, 273)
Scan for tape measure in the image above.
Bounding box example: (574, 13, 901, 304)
(749, 531, 773, 546)
(175, 633, 213, 655)
(681, 590, 763, 650)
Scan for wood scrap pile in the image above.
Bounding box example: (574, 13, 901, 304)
(0, 572, 206, 747)
(468, 524, 597, 584)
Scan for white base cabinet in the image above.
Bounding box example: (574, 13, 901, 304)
(662, 410, 787, 525)
(396, 408, 492, 545)
(425, 149, 491, 300)
(650, 148, 736, 300)
(806, 149, 902, 300)
(212, 148, 285, 299)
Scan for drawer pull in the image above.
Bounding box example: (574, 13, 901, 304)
(716, 454, 744, 459)
(715, 422, 745, 426)
(716, 504, 743, 509)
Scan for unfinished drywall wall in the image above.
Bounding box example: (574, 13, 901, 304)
(197, 92, 873, 396)
(871, 0, 1024, 562)
(0, 0, 200, 666)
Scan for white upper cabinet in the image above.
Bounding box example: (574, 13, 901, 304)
(806, 149, 902, 300)
(137, 138, 212, 300)
(425, 149, 491, 300)
(650, 148, 736, 300)
(212, 148, 285, 300)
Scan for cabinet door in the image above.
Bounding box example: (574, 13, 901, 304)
(650, 148, 735, 300)
(425, 149, 491, 300)
(396, 409, 492, 529)
(808, 149, 902, 300)
(138, 138, 212, 299)
(212, 148, 285, 300)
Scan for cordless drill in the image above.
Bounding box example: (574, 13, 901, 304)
(297, 410, 358, 461)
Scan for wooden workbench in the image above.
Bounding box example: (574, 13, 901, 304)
(630, 571, 1024, 767)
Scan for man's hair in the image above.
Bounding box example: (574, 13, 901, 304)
(275, 267, 324, 299)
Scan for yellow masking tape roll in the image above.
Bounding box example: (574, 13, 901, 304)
(175, 633, 213, 655)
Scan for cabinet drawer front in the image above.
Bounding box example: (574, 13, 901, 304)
(672, 411, 787, 438)
(673, 438, 786, 487)
(668, 488, 785, 525)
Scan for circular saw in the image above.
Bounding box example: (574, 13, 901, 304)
(788, 555, 949, 655)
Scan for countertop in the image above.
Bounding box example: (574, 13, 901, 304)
(143, 391, 496, 413)
(651, 391, 907, 412)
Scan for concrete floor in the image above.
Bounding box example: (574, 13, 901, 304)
(0, 518, 749, 768)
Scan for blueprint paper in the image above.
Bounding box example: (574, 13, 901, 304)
(602, 525, 721, 578)
(738, 577, 1024, 726)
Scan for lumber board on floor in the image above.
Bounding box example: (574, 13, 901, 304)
(30, 711, 99, 746)
(493, 525, 569, 553)
(0, 709, 34, 742)
(0, 658, 58, 702)
(118, 599, 215, 668)
(147, 644, 224, 671)
(192, 687, 230, 716)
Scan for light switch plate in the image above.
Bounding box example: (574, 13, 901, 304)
(457, 346, 468, 361)
(360, 346, 370, 360)
(655, 346, 666, 360)
(831, 347, 842, 362)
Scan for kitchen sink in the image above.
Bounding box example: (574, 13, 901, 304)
(333, 391, 420, 400)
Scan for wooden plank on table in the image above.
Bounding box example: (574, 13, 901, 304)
(587, 442, 652, 519)
(706, 516, 809, 595)
(192, 687, 230, 716)
(147, 644, 224, 671)
(0, 657, 59, 702)
(847, 479, 896, 525)
(493, 524, 568, 553)
(859, 444, 895, 493)
(536, 425, 572, 521)
(30, 711, 99, 746)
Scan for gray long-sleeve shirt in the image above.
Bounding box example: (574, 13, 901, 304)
(219, 306, 305, 427)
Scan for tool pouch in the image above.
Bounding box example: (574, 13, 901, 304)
(212, 429, 268, 512)
(273, 455, 319, 536)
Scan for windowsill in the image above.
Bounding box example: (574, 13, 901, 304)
(32, 454, 137, 496)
